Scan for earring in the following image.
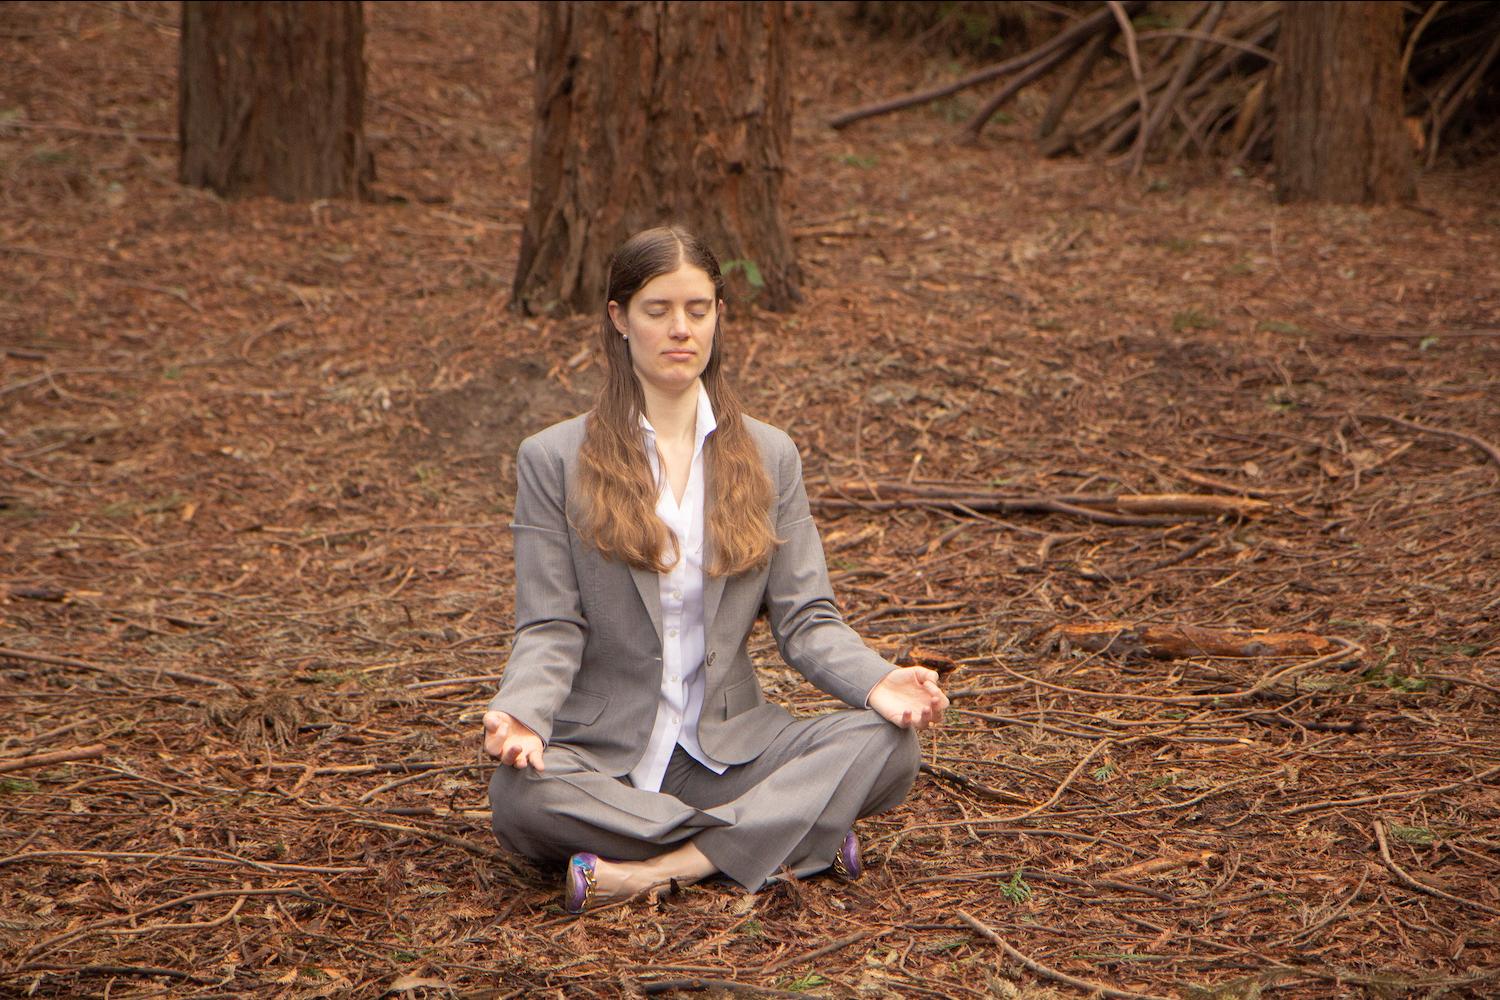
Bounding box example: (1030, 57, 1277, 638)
(622, 334, 629, 341)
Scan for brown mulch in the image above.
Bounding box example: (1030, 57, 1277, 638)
(2, 3, 1499, 998)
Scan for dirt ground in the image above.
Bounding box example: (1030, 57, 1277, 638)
(3, 3, 1499, 998)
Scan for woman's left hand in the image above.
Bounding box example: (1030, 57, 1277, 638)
(868, 666, 948, 731)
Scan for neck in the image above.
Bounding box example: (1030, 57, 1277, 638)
(640, 377, 701, 443)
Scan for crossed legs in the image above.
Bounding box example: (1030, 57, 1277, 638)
(489, 709, 920, 896)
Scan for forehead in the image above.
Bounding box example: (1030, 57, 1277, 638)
(634, 263, 715, 303)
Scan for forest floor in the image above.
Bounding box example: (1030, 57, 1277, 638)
(3, 3, 1500, 999)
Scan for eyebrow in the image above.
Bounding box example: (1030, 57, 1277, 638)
(640, 297, 714, 307)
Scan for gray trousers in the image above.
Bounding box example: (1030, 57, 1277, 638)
(488, 709, 920, 891)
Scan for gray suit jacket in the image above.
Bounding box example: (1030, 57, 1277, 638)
(488, 413, 895, 776)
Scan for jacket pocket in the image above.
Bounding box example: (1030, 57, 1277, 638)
(555, 688, 608, 726)
(722, 676, 762, 719)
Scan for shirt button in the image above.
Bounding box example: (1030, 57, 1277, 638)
(671, 716, 680, 725)
(667, 627, 679, 638)
(671, 589, 683, 600)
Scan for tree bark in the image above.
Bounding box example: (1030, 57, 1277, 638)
(179, 1, 370, 201)
(513, 2, 799, 315)
(1274, 1, 1413, 204)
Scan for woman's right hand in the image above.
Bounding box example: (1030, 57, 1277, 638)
(483, 711, 546, 771)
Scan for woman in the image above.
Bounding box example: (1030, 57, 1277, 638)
(483, 226, 947, 913)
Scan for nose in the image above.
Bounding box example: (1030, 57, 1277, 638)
(670, 307, 691, 337)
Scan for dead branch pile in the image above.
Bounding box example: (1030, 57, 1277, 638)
(835, 1, 1500, 168)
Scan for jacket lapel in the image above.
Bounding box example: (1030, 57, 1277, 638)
(701, 473, 727, 637)
(628, 564, 663, 645)
(703, 570, 727, 639)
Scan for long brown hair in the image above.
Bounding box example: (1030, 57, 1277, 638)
(575, 226, 777, 576)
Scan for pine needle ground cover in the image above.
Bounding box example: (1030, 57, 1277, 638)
(2, 3, 1498, 997)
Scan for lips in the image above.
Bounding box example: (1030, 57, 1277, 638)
(663, 350, 696, 360)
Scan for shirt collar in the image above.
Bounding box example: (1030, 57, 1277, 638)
(639, 382, 718, 455)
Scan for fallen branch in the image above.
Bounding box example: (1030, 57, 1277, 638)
(1373, 820, 1500, 917)
(830, 2, 1144, 129)
(1107, 0, 1151, 168)
(827, 481, 1271, 516)
(815, 484, 1269, 527)
(1011, 638, 1365, 704)
(957, 909, 1176, 1000)
(0, 743, 106, 775)
(1049, 621, 1333, 659)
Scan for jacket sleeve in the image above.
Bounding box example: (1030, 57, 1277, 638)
(487, 434, 586, 744)
(762, 434, 895, 708)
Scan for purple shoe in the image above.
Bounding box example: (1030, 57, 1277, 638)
(832, 831, 862, 881)
(563, 852, 600, 914)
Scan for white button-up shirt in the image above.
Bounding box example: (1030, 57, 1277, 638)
(627, 383, 729, 792)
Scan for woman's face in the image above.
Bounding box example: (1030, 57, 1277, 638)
(609, 263, 719, 398)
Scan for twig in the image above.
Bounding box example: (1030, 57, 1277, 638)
(1074, 535, 1217, 583)
(919, 869, 1175, 902)
(358, 763, 486, 802)
(1007, 741, 1109, 821)
(108, 891, 249, 935)
(0, 743, 106, 774)
(13, 963, 213, 983)
(0, 118, 176, 142)
(1355, 412, 1500, 472)
(0, 849, 367, 875)
(641, 980, 811, 998)
(880, 743, 1112, 854)
(1287, 764, 1500, 815)
(957, 909, 1176, 1000)
(0, 646, 239, 691)
(407, 673, 506, 690)
(920, 762, 1031, 803)
(762, 929, 884, 974)
(813, 495, 1181, 527)
(354, 818, 513, 861)
(1373, 821, 1500, 918)
(1421, 673, 1500, 697)
(25, 887, 319, 960)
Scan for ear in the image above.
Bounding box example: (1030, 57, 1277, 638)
(607, 300, 626, 336)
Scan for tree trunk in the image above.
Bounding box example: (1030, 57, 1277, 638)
(179, 1, 370, 201)
(513, 2, 799, 315)
(1274, 1, 1413, 204)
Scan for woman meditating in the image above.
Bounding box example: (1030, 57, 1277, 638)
(483, 226, 948, 913)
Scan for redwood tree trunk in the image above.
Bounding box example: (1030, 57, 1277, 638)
(179, 1, 370, 201)
(1274, 1, 1413, 204)
(513, 2, 799, 315)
